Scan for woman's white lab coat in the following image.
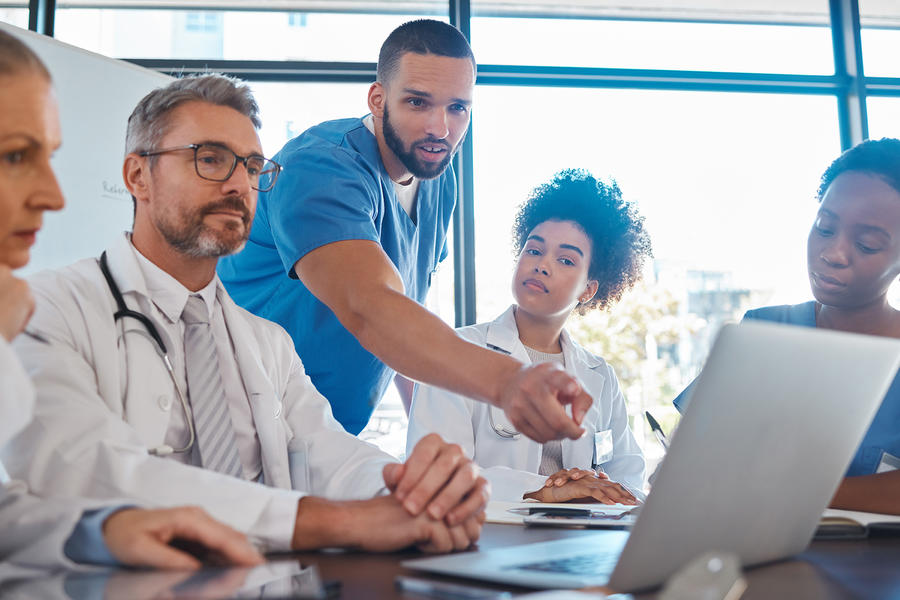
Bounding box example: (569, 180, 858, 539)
(0, 338, 111, 568)
(2, 235, 393, 551)
(407, 306, 645, 501)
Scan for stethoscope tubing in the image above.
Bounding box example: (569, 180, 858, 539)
(98, 252, 195, 455)
(488, 405, 521, 440)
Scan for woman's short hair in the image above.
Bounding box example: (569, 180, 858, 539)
(818, 137, 900, 200)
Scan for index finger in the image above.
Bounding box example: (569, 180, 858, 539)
(393, 434, 443, 509)
(545, 369, 592, 426)
(568, 389, 593, 426)
(536, 372, 585, 440)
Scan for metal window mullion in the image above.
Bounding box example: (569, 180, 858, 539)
(28, 0, 56, 36)
(830, 0, 867, 150)
(449, 0, 476, 326)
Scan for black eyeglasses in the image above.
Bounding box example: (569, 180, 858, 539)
(139, 143, 282, 192)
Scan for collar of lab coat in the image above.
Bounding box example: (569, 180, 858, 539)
(107, 233, 222, 323)
(483, 305, 604, 372)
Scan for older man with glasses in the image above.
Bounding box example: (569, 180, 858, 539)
(6, 73, 487, 556)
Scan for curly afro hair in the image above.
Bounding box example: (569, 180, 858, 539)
(818, 137, 900, 201)
(512, 169, 652, 314)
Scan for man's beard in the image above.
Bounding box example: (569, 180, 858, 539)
(155, 196, 251, 258)
(382, 104, 456, 180)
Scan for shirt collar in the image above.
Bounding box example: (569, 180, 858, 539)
(127, 237, 220, 324)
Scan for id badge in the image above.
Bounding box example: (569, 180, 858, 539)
(876, 451, 900, 473)
(593, 429, 614, 466)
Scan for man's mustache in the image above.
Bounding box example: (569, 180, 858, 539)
(201, 197, 251, 224)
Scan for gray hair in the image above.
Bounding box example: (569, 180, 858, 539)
(125, 73, 261, 157)
(0, 29, 51, 79)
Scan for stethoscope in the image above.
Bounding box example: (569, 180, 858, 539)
(485, 343, 521, 440)
(488, 408, 521, 440)
(99, 251, 195, 457)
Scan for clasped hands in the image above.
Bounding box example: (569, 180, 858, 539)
(292, 433, 489, 554)
(380, 433, 489, 553)
(524, 468, 638, 505)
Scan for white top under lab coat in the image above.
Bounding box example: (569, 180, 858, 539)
(407, 306, 645, 501)
(0, 338, 110, 568)
(3, 234, 394, 552)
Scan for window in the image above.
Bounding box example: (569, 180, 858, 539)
(860, 0, 900, 77)
(471, 1, 833, 74)
(0, 8, 28, 29)
(53, 8, 447, 61)
(867, 96, 900, 139)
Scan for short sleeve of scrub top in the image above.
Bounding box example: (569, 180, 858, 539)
(266, 144, 382, 278)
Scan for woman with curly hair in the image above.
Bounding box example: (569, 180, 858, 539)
(407, 169, 652, 502)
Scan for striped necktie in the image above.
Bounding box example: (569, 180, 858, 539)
(181, 294, 243, 478)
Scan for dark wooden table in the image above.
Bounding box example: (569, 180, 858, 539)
(292, 523, 900, 599)
(8, 524, 895, 599)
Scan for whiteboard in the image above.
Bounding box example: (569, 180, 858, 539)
(0, 23, 173, 274)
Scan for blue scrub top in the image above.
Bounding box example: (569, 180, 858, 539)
(219, 117, 455, 434)
(673, 301, 900, 477)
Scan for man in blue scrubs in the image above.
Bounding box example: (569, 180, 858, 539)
(220, 20, 592, 444)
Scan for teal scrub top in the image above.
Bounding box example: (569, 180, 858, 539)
(219, 117, 455, 434)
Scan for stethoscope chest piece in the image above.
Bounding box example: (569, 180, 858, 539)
(489, 407, 521, 440)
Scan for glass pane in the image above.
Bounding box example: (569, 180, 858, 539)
(860, 0, 900, 77)
(867, 96, 900, 139)
(471, 2, 833, 74)
(250, 81, 368, 157)
(0, 8, 29, 29)
(54, 9, 446, 60)
(472, 86, 839, 455)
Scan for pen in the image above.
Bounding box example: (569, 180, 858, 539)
(395, 575, 512, 599)
(645, 411, 669, 450)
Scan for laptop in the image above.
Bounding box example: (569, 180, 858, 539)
(404, 321, 900, 593)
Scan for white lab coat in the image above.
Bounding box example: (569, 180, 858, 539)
(408, 306, 645, 501)
(0, 338, 109, 569)
(3, 234, 394, 551)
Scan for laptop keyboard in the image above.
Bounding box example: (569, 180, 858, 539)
(512, 552, 619, 576)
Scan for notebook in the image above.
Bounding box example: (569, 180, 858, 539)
(404, 321, 900, 592)
(815, 508, 900, 539)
